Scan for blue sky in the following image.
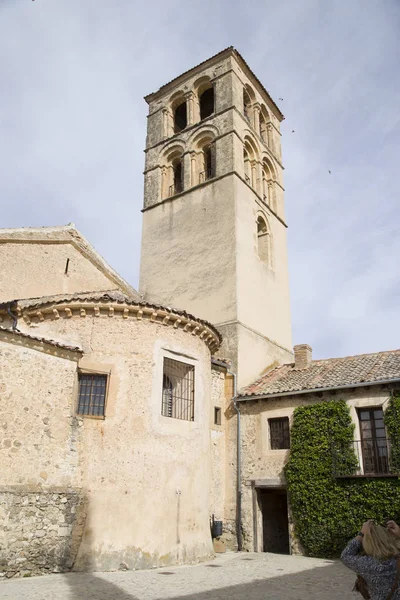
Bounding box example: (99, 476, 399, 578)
(1, 0, 399, 359)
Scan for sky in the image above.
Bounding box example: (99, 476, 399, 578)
(1, 0, 399, 360)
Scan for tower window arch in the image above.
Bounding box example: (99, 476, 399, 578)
(257, 215, 271, 265)
(191, 129, 217, 185)
(174, 101, 187, 133)
(261, 157, 277, 211)
(243, 89, 251, 122)
(243, 85, 255, 126)
(199, 87, 214, 120)
(243, 136, 259, 190)
(160, 144, 185, 199)
(172, 157, 184, 195)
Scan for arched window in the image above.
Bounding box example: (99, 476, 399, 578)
(243, 136, 259, 189)
(261, 158, 276, 210)
(199, 87, 214, 120)
(259, 111, 267, 142)
(243, 147, 251, 184)
(199, 143, 215, 182)
(174, 101, 187, 133)
(161, 145, 185, 199)
(243, 89, 252, 123)
(191, 130, 217, 185)
(172, 157, 184, 195)
(257, 216, 270, 265)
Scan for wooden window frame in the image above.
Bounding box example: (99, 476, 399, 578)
(77, 372, 109, 419)
(269, 417, 290, 450)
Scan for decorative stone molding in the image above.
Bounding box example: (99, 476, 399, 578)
(11, 298, 221, 354)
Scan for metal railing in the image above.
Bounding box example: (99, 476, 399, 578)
(169, 182, 183, 196)
(332, 439, 397, 477)
(199, 168, 214, 184)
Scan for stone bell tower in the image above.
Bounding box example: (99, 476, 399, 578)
(139, 47, 293, 386)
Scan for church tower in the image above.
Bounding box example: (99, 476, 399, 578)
(139, 48, 292, 386)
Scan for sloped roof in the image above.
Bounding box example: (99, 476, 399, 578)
(144, 47, 284, 120)
(238, 349, 400, 399)
(10, 290, 222, 348)
(0, 326, 82, 354)
(0, 224, 138, 299)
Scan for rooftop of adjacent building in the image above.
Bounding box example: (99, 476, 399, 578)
(238, 344, 400, 399)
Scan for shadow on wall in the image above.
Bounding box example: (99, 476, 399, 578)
(61, 560, 354, 600)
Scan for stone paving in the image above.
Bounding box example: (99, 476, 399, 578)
(0, 551, 356, 600)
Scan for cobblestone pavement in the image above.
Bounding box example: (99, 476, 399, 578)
(0, 551, 355, 600)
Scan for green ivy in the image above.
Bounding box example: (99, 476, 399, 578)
(284, 398, 400, 558)
(384, 394, 400, 472)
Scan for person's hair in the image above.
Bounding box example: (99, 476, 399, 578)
(363, 523, 400, 560)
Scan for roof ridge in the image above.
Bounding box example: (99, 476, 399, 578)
(0, 326, 82, 353)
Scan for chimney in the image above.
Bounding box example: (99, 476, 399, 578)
(293, 344, 312, 369)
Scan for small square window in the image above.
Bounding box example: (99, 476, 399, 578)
(214, 407, 222, 426)
(269, 417, 290, 449)
(77, 373, 107, 417)
(162, 357, 195, 421)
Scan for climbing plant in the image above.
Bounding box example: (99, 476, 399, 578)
(384, 394, 400, 473)
(285, 398, 400, 558)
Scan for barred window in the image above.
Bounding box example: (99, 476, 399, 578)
(269, 417, 290, 449)
(77, 374, 107, 417)
(162, 358, 194, 421)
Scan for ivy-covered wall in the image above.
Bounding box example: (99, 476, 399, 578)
(285, 397, 400, 558)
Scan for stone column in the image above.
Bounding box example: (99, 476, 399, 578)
(251, 160, 257, 190)
(267, 123, 274, 152)
(161, 166, 168, 199)
(253, 103, 261, 136)
(190, 152, 197, 187)
(186, 92, 195, 126)
(268, 181, 276, 212)
(162, 109, 170, 139)
(183, 152, 192, 190)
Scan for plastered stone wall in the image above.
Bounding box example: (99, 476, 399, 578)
(0, 490, 87, 579)
(0, 337, 86, 576)
(8, 307, 216, 573)
(0, 242, 121, 302)
(209, 367, 226, 524)
(238, 384, 399, 553)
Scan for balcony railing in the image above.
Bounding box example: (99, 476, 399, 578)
(332, 440, 398, 478)
(168, 182, 183, 197)
(199, 168, 215, 184)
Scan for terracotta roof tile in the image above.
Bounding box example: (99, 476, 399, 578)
(11, 290, 222, 346)
(0, 326, 82, 353)
(239, 349, 400, 398)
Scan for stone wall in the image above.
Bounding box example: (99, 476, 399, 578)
(0, 489, 87, 578)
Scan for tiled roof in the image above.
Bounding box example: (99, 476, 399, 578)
(238, 349, 400, 398)
(12, 290, 222, 346)
(144, 47, 284, 120)
(0, 326, 82, 353)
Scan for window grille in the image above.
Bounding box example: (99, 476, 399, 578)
(214, 406, 222, 426)
(269, 417, 290, 449)
(162, 358, 194, 421)
(77, 373, 107, 417)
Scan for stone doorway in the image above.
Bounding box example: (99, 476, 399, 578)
(258, 488, 289, 554)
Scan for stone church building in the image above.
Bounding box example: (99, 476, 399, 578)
(1, 47, 399, 577)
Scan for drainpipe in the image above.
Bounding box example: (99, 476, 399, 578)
(211, 358, 242, 551)
(2, 301, 18, 331)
